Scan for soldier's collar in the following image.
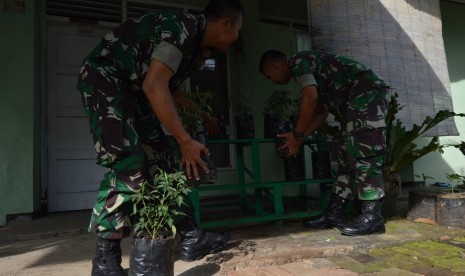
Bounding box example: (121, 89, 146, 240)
(197, 14, 206, 40)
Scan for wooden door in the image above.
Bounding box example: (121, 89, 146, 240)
(46, 22, 109, 211)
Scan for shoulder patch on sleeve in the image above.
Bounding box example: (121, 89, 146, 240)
(151, 41, 183, 72)
(297, 74, 317, 89)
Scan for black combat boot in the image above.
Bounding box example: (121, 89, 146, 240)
(303, 194, 347, 229)
(91, 237, 125, 276)
(178, 218, 230, 262)
(339, 199, 385, 236)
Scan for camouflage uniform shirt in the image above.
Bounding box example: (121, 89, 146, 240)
(290, 51, 390, 200)
(289, 51, 388, 115)
(76, 10, 206, 168)
(78, 10, 206, 92)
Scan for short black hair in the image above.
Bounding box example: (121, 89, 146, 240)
(259, 50, 287, 72)
(204, 0, 244, 23)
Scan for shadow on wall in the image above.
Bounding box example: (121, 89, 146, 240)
(309, 0, 457, 136)
(439, 0, 465, 83)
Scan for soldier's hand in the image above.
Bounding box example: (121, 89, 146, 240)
(179, 138, 209, 180)
(277, 131, 303, 157)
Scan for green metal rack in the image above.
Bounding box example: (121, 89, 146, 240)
(189, 138, 335, 228)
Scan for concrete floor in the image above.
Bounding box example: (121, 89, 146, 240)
(1, 207, 465, 276)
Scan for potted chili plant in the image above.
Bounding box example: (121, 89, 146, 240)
(130, 170, 191, 276)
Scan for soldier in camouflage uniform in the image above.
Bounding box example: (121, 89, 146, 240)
(77, 1, 244, 275)
(259, 50, 389, 236)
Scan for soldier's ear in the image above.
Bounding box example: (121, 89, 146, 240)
(219, 17, 232, 32)
(271, 62, 281, 70)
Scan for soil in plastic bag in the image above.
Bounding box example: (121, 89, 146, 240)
(129, 237, 175, 276)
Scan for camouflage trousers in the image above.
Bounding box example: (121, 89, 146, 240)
(77, 69, 188, 239)
(332, 79, 389, 201)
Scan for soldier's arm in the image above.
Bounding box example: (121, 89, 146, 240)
(277, 85, 320, 157)
(294, 85, 319, 136)
(143, 59, 209, 179)
(304, 103, 329, 137)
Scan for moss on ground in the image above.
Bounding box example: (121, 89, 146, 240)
(330, 239, 465, 275)
(328, 255, 385, 274)
(369, 240, 465, 274)
(454, 236, 465, 242)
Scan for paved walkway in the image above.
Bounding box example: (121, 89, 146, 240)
(1, 210, 465, 275)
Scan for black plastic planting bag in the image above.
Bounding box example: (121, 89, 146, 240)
(184, 132, 217, 187)
(283, 152, 306, 181)
(264, 112, 281, 139)
(311, 151, 332, 179)
(235, 113, 255, 139)
(129, 238, 175, 276)
(274, 120, 306, 181)
(274, 120, 293, 158)
(185, 152, 217, 187)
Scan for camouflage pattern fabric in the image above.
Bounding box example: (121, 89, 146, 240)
(76, 10, 204, 239)
(290, 51, 389, 200)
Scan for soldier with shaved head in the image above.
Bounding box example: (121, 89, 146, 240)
(259, 50, 389, 237)
(77, 1, 244, 274)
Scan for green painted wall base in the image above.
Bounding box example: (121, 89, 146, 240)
(0, 0, 40, 226)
